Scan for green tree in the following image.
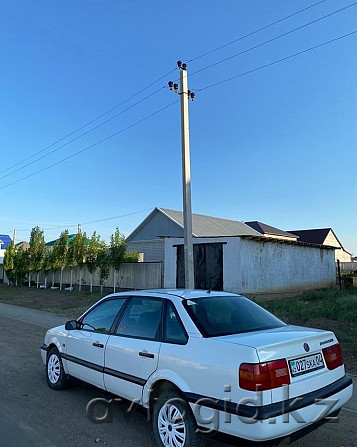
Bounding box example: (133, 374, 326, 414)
(97, 241, 110, 293)
(49, 249, 58, 288)
(52, 230, 69, 290)
(28, 226, 46, 288)
(42, 250, 54, 289)
(3, 242, 16, 285)
(71, 232, 88, 292)
(86, 231, 101, 293)
(109, 228, 126, 293)
(14, 247, 29, 285)
(123, 251, 139, 263)
(66, 239, 77, 291)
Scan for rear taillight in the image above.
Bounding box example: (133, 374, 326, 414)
(323, 343, 344, 370)
(239, 359, 290, 391)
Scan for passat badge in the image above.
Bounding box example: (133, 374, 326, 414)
(303, 343, 310, 352)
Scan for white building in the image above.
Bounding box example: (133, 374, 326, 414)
(127, 208, 336, 294)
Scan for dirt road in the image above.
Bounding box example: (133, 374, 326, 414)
(0, 304, 355, 447)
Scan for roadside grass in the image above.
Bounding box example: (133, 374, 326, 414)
(256, 288, 357, 374)
(257, 288, 357, 326)
(0, 284, 106, 318)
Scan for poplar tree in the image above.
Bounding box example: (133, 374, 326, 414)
(28, 226, 46, 288)
(109, 228, 126, 293)
(71, 232, 88, 292)
(52, 230, 69, 290)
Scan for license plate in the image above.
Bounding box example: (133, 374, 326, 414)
(289, 353, 325, 377)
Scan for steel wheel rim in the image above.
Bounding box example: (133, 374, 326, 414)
(158, 403, 186, 447)
(47, 354, 61, 384)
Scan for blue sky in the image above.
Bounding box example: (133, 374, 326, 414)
(0, 0, 356, 254)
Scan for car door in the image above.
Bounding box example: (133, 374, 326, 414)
(104, 296, 163, 402)
(65, 297, 127, 389)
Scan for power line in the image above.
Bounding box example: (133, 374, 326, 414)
(1, 2, 329, 181)
(2, 29, 356, 192)
(0, 85, 166, 181)
(0, 100, 179, 191)
(189, 2, 357, 78)
(1, 67, 177, 175)
(2, 3, 351, 185)
(187, 0, 328, 62)
(13, 207, 155, 232)
(2, 9, 356, 192)
(196, 29, 357, 92)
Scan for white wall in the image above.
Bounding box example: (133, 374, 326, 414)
(239, 238, 335, 294)
(164, 237, 336, 294)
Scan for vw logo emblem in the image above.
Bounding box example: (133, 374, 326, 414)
(303, 343, 310, 352)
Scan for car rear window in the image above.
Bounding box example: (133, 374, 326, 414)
(183, 295, 285, 337)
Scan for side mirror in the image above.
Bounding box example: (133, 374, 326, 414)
(65, 320, 79, 330)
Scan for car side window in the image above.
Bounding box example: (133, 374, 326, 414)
(164, 301, 188, 344)
(81, 298, 127, 333)
(116, 297, 163, 340)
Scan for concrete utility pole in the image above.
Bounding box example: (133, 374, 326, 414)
(12, 229, 16, 246)
(168, 61, 196, 289)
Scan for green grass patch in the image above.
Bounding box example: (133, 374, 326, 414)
(256, 288, 357, 374)
(256, 288, 357, 324)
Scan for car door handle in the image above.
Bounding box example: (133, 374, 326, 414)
(139, 351, 155, 359)
(93, 342, 104, 348)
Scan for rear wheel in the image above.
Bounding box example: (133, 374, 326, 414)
(46, 347, 70, 390)
(152, 390, 205, 447)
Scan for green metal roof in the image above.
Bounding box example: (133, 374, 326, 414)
(45, 234, 77, 247)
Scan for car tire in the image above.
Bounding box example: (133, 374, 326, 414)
(152, 389, 205, 447)
(46, 347, 70, 390)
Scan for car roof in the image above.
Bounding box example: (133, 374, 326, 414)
(104, 289, 240, 301)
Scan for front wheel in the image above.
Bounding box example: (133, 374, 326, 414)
(46, 347, 70, 390)
(152, 390, 205, 447)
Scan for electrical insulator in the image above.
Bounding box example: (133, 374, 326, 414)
(168, 81, 174, 90)
(174, 83, 178, 91)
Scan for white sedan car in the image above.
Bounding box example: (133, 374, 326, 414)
(41, 289, 353, 447)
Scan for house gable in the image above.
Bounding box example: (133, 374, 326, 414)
(289, 228, 351, 262)
(126, 208, 184, 242)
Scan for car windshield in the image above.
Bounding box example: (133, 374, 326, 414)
(183, 295, 286, 337)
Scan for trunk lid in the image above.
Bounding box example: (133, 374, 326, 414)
(216, 325, 344, 402)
